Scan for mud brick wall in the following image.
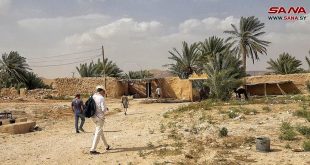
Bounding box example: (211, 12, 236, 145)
(159, 77, 191, 100)
(54, 77, 125, 98)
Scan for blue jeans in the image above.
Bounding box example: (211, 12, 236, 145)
(75, 113, 85, 132)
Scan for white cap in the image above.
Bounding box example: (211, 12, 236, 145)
(96, 85, 105, 90)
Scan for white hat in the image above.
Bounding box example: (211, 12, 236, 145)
(96, 85, 105, 90)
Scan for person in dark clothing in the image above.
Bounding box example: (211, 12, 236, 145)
(199, 86, 210, 101)
(71, 94, 85, 133)
(233, 87, 248, 100)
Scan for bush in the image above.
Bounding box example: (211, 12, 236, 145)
(262, 106, 272, 112)
(303, 140, 310, 151)
(296, 125, 310, 138)
(219, 127, 228, 137)
(294, 109, 310, 122)
(228, 110, 238, 118)
(279, 122, 297, 141)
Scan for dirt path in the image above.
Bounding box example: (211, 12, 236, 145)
(0, 100, 182, 165)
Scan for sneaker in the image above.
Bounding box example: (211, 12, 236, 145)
(106, 145, 111, 150)
(79, 128, 85, 132)
(90, 151, 100, 155)
(124, 112, 127, 115)
(76, 131, 80, 133)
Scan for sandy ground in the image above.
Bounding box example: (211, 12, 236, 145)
(0, 99, 309, 165)
(0, 99, 182, 165)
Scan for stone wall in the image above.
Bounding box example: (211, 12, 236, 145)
(54, 77, 125, 98)
(0, 77, 193, 100)
(0, 88, 18, 98)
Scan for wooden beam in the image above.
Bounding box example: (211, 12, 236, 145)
(264, 83, 267, 98)
(276, 83, 286, 95)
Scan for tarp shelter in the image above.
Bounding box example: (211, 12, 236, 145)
(245, 80, 299, 96)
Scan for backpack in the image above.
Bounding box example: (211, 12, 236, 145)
(83, 95, 96, 118)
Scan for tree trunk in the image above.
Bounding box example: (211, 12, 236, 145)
(243, 53, 247, 73)
(242, 52, 247, 88)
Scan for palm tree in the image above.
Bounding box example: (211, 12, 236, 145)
(224, 16, 271, 72)
(76, 61, 97, 77)
(199, 36, 231, 62)
(123, 70, 154, 79)
(204, 51, 245, 100)
(76, 58, 123, 77)
(165, 41, 200, 79)
(267, 52, 303, 74)
(96, 58, 123, 77)
(0, 51, 30, 83)
(305, 50, 310, 71)
(23, 72, 48, 89)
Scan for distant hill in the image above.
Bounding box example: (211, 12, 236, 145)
(246, 71, 267, 76)
(41, 77, 55, 86)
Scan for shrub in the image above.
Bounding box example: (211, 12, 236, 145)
(296, 125, 310, 138)
(284, 143, 291, 149)
(219, 127, 228, 137)
(303, 140, 310, 151)
(279, 122, 297, 141)
(228, 110, 238, 118)
(294, 109, 310, 122)
(262, 106, 272, 112)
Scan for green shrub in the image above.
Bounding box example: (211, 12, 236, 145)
(262, 106, 272, 112)
(303, 140, 310, 151)
(284, 143, 291, 149)
(228, 110, 238, 118)
(294, 109, 310, 122)
(296, 125, 310, 138)
(279, 122, 297, 141)
(219, 127, 228, 137)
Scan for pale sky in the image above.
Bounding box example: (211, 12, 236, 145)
(0, 0, 309, 78)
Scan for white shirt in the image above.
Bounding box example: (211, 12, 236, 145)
(156, 88, 161, 95)
(92, 93, 107, 119)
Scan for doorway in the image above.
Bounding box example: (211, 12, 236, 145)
(146, 82, 152, 98)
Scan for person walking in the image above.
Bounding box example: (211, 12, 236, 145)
(121, 94, 129, 115)
(155, 86, 162, 98)
(71, 94, 85, 133)
(90, 86, 111, 155)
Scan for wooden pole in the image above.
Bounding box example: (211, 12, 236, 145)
(102, 45, 107, 97)
(276, 83, 286, 95)
(264, 83, 267, 99)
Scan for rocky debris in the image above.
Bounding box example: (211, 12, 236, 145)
(292, 148, 304, 152)
(234, 115, 246, 120)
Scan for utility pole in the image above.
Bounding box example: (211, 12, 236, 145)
(102, 45, 107, 97)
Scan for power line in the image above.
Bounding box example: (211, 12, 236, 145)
(27, 53, 101, 64)
(26, 48, 101, 60)
(30, 54, 101, 68)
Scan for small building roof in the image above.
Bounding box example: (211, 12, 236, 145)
(246, 80, 292, 86)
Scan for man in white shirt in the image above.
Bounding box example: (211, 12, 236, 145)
(155, 86, 161, 98)
(90, 85, 110, 155)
